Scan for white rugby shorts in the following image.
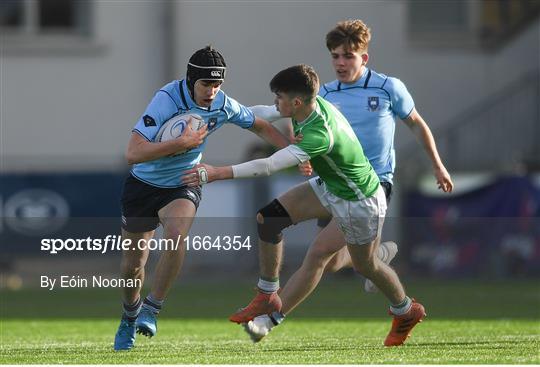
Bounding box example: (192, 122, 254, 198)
(309, 177, 387, 245)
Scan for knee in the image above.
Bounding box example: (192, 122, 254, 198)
(304, 245, 341, 273)
(121, 255, 146, 275)
(304, 249, 328, 270)
(257, 199, 293, 244)
(162, 223, 183, 241)
(300, 256, 327, 278)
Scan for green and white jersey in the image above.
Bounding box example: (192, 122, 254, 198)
(289, 96, 379, 201)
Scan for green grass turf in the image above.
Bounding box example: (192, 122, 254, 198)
(1, 279, 539, 363)
(2, 279, 539, 319)
(1, 319, 538, 364)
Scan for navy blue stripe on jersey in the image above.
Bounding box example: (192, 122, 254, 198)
(132, 128, 151, 142)
(381, 76, 388, 89)
(377, 85, 392, 101)
(379, 78, 395, 113)
(402, 106, 415, 119)
(322, 85, 392, 101)
(193, 105, 227, 113)
(363, 69, 372, 88)
(219, 96, 227, 113)
(321, 85, 330, 97)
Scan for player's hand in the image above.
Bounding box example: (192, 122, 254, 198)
(434, 165, 454, 193)
(177, 124, 208, 151)
(298, 160, 313, 176)
(290, 133, 304, 144)
(182, 163, 216, 187)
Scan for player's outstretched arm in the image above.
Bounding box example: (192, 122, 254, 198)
(248, 117, 313, 176)
(182, 146, 303, 187)
(125, 125, 208, 165)
(403, 109, 454, 192)
(249, 105, 281, 123)
(249, 117, 291, 149)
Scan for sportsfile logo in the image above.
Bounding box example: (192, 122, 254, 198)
(40, 235, 252, 254)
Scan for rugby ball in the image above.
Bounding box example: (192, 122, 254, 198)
(155, 113, 205, 143)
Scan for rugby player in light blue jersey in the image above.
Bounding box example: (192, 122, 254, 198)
(316, 19, 454, 288)
(114, 46, 291, 351)
(245, 20, 453, 346)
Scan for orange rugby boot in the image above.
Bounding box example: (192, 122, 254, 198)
(229, 289, 282, 324)
(384, 299, 426, 346)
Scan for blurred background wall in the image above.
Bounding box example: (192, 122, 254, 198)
(1, 0, 539, 287)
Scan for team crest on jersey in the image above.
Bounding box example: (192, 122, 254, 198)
(367, 97, 379, 111)
(143, 115, 156, 127)
(208, 117, 218, 130)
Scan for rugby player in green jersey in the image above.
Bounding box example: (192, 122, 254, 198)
(183, 64, 425, 346)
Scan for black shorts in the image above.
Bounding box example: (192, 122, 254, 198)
(120, 175, 202, 233)
(316, 181, 393, 228)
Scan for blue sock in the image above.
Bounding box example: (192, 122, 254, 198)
(123, 297, 142, 321)
(142, 294, 163, 314)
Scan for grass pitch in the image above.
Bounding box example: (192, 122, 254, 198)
(1, 319, 538, 364)
(1, 279, 539, 364)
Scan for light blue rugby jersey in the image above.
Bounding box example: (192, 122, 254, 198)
(131, 79, 255, 187)
(320, 68, 414, 184)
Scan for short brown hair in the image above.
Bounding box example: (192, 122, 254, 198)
(269, 64, 319, 103)
(326, 19, 371, 52)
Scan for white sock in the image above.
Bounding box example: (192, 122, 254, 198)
(390, 296, 412, 316)
(257, 278, 279, 294)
